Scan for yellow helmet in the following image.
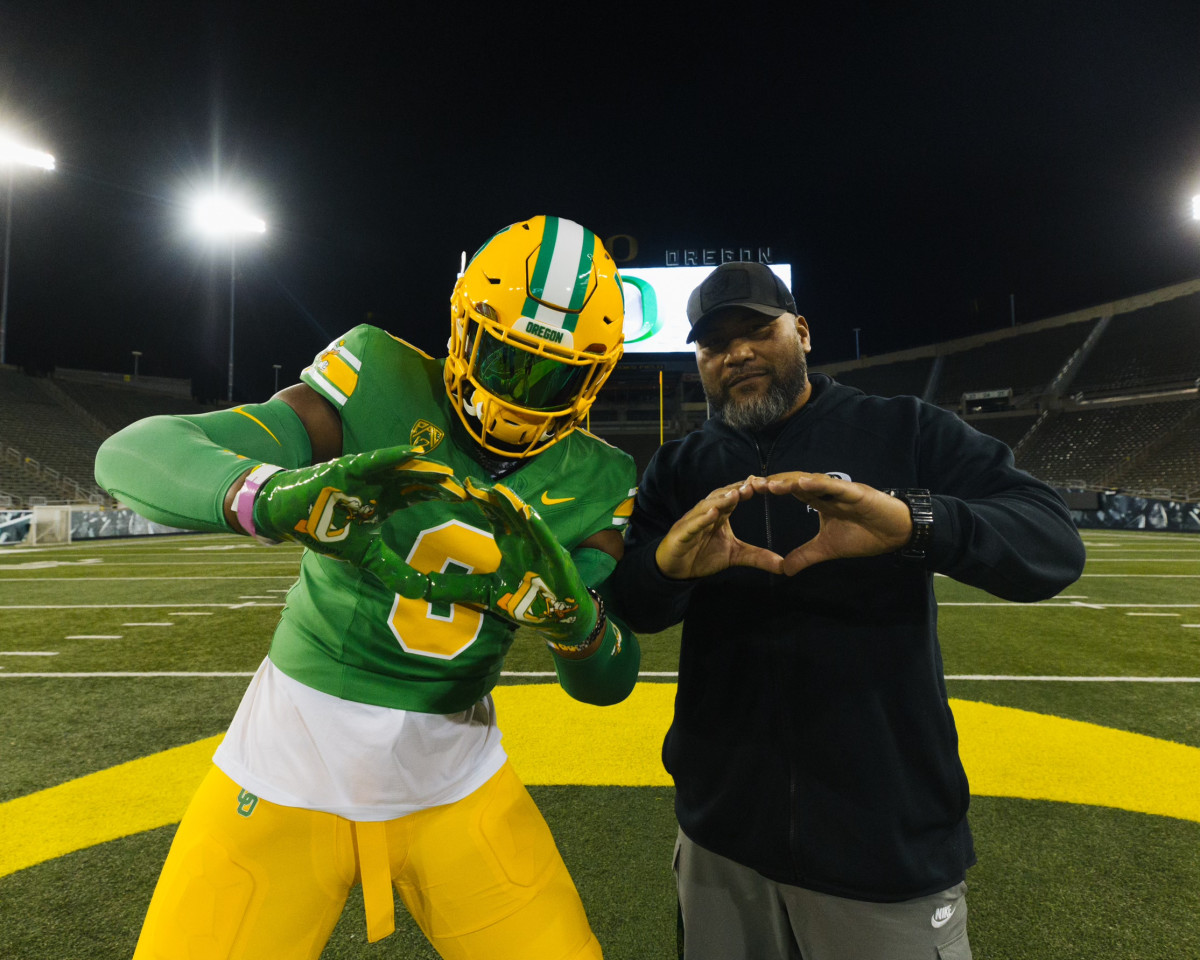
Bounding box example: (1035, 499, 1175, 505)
(445, 215, 625, 458)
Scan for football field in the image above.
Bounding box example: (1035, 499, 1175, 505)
(1, 529, 1198, 959)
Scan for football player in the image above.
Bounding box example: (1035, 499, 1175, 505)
(95, 215, 639, 960)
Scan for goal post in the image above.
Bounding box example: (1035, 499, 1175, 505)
(30, 505, 72, 545)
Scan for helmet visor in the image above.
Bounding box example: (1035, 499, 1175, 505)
(474, 329, 592, 411)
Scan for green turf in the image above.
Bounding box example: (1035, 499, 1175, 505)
(2, 528, 1199, 958)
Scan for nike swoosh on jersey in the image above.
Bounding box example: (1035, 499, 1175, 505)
(540, 492, 575, 506)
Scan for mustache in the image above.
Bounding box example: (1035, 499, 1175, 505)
(724, 367, 770, 388)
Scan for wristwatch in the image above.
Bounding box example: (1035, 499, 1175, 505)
(884, 488, 933, 561)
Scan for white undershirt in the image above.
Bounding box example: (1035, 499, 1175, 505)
(212, 658, 508, 821)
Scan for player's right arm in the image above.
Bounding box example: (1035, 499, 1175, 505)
(94, 386, 334, 534)
(95, 384, 466, 599)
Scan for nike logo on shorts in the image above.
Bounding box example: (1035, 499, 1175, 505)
(931, 903, 956, 928)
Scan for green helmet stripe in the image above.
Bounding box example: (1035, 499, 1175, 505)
(526, 217, 593, 333)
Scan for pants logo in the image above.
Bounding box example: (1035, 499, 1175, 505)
(236, 790, 259, 818)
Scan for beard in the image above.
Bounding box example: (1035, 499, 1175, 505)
(705, 343, 809, 433)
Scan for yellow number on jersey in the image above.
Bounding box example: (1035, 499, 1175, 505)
(387, 519, 501, 659)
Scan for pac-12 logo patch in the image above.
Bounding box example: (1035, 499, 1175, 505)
(410, 419, 445, 454)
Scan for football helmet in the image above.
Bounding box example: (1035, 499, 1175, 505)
(445, 215, 625, 457)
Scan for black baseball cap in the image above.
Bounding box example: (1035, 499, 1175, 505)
(685, 261, 797, 343)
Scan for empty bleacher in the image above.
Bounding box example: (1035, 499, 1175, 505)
(0, 367, 223, 508)
(962, 411, 1040, 450)
(51, 377, 215, 433)
(830, 357, 933, 399)
(0, 370, 109, 504)
(933, 320, 1097, 406)
(1070, 292, 1200, 396)
(1104, 405, 1200, 500)
(1012, 399, 1198, 493)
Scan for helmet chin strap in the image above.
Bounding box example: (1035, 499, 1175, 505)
(445, 411, 523, 480)
(465, 388, 556, 445)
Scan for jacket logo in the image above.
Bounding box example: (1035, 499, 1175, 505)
(807, 471, 852, 512)
(410, 419, 444, 454)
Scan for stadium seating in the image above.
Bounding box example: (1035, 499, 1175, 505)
(961, 412, 1040, 450)
(933, 321, 1097, 405)
(828, 357, 934, 399)
(1013, 400, 1198, 492)
(0, 368, 223, 508)
(1070, 293, 1200, 396)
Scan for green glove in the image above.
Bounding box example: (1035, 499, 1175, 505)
(250, 445, 467, 597)
(424, 477, 601, 651)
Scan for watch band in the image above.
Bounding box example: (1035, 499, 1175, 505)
(885, 488, 933, 561)
(233, 463, 284, 543)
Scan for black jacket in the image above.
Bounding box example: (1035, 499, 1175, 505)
(610, 375, 1086, 901)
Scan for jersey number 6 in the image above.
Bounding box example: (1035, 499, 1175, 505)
(386, 519, 501, 659)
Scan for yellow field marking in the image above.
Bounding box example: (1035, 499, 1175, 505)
(3, 689, 1200, 879)
(0, 735, 220, 878)
(953, 698, 1200, 821)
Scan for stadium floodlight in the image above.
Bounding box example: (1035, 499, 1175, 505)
(191, 193, 266, 238)
(189, 192, 266, 403)
(1193, 195, 1200, 221)
(0, 133, 55, 366)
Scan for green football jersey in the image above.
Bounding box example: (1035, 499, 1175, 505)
(268, 324, 636, 713)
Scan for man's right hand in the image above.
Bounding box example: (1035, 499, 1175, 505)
(654, 477, 786, 580)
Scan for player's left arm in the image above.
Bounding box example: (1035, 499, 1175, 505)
(554, 527, 642, 706)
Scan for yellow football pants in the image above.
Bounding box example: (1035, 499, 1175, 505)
(133, 762, 602, 960)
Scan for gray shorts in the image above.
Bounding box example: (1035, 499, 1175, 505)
(674, 829, 972, 960)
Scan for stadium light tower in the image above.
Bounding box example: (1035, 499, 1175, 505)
(190, 193, 266, 403)
(0, 133, 55, 366)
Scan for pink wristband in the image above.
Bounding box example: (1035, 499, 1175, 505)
(233, 464, 284, 541)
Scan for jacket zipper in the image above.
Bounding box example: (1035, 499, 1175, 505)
(755, 434, 801, 878)
(755, 436, 775, 552)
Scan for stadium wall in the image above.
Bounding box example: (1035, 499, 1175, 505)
(0, 506, 190, 545)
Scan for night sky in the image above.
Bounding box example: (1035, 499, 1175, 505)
(2, 2, 1199, 401)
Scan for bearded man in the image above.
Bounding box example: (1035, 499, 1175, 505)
(608, 260, 1086, 960)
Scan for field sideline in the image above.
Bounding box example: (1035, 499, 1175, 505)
(2, 529, 1199, 958)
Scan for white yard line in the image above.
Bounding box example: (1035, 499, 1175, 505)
(0, 561, 302, 568)
(945, 675, 1200, 682)
(0, 603, 283, 609)
(0, 576, 297, 581)
(940, 602, 1200, 607)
